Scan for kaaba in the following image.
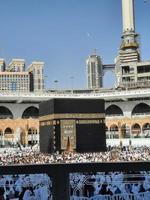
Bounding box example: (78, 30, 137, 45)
(39, 98, 106, 153)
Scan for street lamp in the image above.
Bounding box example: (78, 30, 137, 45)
(70, 76, 74, 93)
(70, 76, 74, 88)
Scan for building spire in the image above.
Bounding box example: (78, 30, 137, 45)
(93, 48, 97, 55)
(115, 0, 141, 88)
(120, 0, 139, 57)
(122, 0, 135, 33)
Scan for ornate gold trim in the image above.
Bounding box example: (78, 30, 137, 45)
(39, 113, 105, 122)
(78, 120, 100, 124)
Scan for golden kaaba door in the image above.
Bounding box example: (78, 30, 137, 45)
(60, 120, 76, 150)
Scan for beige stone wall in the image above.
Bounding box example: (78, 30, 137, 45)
(106, 116, 150, 138)
(0, 115, 149, 145)
(106, 116, 150, 128)
(0, 118, 39, 145)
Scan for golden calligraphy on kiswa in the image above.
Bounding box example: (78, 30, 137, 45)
(60, 120, 76, 150)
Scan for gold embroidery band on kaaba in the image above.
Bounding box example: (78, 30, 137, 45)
(39, 113, 105, 122)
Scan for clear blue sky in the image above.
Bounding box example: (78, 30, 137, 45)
(0, 0, 149, 89)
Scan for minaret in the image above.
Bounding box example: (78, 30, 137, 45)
(115, 0, 140, 87)
(122, 0, 135, 33)
(120, 0, 139, 54)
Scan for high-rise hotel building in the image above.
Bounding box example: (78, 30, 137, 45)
(0, 59, 44, 92)
(86, 54, 103, 89)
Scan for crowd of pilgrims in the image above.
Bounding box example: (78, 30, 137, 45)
(0, 146, 150, 199)
(0, 174, 52, 200)
(70, 171, 150, 200)
(0, 146, 150, 165)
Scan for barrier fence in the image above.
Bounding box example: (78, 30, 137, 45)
(71, 192, 150, 200)
(0, 162, 150, 200)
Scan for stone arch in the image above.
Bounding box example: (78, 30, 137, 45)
(4, 127, 14, 146)
(4, 127, 13, 134)
(27, 127, 39, 145)
(0, 106, 13, 119)
(132, 103, 150, 116)
(110, 124, 118, 131)
(109, 124, 119, 139)
(142, 123, 150, 138)
(106, 105, 123, 116)
(131, 123, 141, 138)
(22, 106, 39, 119)
(121, 124, 130, 138)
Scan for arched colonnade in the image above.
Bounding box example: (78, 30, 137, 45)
(106, 103, 150, 139)
(0, 105, 39, 146)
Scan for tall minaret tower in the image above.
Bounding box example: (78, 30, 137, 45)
(122, 0, 135, 32)
(115, 0, 140, 87)
(120, 0, 140, 54)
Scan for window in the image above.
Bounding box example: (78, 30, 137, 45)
(11, 82, 17, 91)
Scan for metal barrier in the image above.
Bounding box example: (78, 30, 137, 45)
(71, 192, 150, 200)
(71, 197, 89, 200)
(0, 162, 150, 200)
(71, 195, 113, 200)
(90, 195, 111, 200)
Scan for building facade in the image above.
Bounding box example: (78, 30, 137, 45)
(86, 55, 103, 89)
(105, 100, 150, 140)
(0, 58, 44, 146)
(0, 59, 44, 93)
(115, 0, 150, 89)
(0, 103, 39, 146)
(0, 91, 150, 147)
(0, 0, 150, 148)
